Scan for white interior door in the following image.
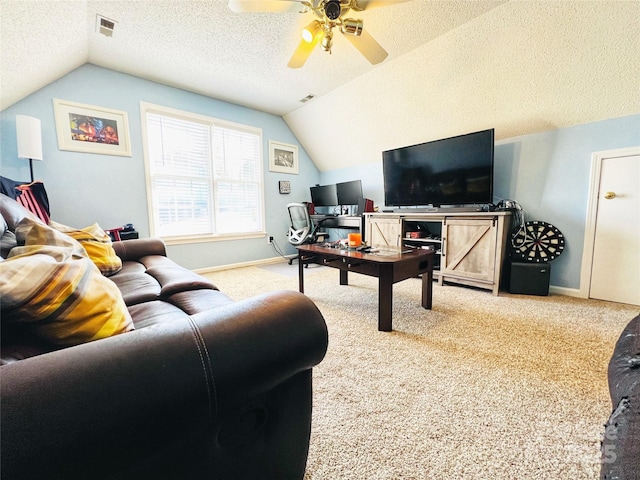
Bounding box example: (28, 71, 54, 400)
(589, 151, 640, 305)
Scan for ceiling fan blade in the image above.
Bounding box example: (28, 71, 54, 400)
(343, 29, 388, 65)
(228, 0, 306, 13)
(287, 33, 322, 68)
(355, 0, 410, 11)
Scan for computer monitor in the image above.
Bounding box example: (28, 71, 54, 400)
(310, 184, 338, 206)
(336, 180, 363, 206)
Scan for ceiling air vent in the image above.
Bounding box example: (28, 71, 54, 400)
(300, 94, 316, 103)
(96, 15, 116, 37)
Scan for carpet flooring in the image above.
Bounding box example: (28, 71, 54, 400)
(203, 263, 638, 479)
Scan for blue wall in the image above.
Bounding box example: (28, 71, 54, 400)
(2, 64, 638, 288)
(0, 64, 320, 269)
(321, 114, 640, 291)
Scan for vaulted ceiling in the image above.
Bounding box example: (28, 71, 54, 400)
(0, 0, 504, 114)
(2, 0, 639, 172)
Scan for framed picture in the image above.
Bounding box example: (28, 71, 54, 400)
(279, 180, 291, 194)
(269, 140, 298, 174)
(53, 99, 132, 157)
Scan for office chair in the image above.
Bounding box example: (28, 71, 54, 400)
(287, 203, 328, 265)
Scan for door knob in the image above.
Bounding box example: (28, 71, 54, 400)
(604, 191, 616, 200)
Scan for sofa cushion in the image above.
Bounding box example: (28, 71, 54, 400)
(110, 268, 163, 306)
(0, 218, 134, 346)
(167, 289, 234, 315)
(140, 255, 218, 296)
(49, 220, 122, 276)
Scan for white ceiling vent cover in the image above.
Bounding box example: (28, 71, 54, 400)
(96, 15, 116, 37)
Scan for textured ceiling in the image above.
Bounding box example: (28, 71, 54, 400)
(0, 0, 505, 114)
(285, 0, 640, 171)
(1, 0, 639, 174)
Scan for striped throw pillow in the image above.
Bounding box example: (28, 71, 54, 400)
(0, 218, 134, 346)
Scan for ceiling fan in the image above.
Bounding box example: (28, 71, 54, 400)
(228, 0, 408, 68)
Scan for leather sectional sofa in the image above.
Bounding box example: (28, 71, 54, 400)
(0, 194, 329, 479)
(601, 313, 639, 479)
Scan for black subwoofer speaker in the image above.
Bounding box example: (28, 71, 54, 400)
(509, 262, 551, 296)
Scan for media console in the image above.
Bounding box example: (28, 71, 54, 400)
(364, 211, 512, 295)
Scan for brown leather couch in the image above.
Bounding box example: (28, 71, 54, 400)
(601, 313, 640, 480)
(0, 194, 329, 480)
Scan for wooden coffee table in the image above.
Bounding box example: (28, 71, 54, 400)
(296, 244, 434, 331)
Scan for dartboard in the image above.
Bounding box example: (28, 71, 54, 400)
(511, 221, 565, 263)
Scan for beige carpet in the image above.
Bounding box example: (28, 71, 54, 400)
(204, 263, 639, 479)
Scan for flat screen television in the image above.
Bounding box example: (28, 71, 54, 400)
(382, 129, 495, 208)
(336, 180, 363, 205)
(310, 184, 338, 206)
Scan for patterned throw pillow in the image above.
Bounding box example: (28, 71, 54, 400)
(0, 218, 134, 346)
(49, 220, 122, 276)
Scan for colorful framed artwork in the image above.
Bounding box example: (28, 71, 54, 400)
(269, 140, 298, 174)
(53, 99, 132, 157)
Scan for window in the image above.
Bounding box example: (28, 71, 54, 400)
(141, 103, 264, 241)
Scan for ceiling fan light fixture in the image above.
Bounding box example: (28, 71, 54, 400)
(341, 18, 363, 36)
(302, 20, 322, 43)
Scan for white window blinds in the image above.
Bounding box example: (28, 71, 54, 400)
(143, 105, 263, 239)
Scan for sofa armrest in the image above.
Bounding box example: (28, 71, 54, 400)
(601, 314, 640, 480)
(0, 290, 328, 480)
(112, 237, 167, 260)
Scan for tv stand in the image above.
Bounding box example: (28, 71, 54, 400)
(364, 211, 512, 295)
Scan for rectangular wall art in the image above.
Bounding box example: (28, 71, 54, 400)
(269, 140, 298, 174)
(53, 99, 131, 157)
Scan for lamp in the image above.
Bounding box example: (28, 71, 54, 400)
(302, 20, 322, 43)
(16, 115, 43, 183)
(341, 18, 363, 36)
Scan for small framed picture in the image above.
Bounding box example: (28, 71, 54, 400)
(269, 140, 298, 174)
(279, 180, 291, 194)
(53, 99, 132, 157)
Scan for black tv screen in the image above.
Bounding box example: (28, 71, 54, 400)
(310, 184, 338, 206)
(336, 180, 363, 205)
(382, 129, 495, 207)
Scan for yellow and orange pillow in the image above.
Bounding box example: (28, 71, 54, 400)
(49, 220, 122, 276)
(0, 218, 133, 346)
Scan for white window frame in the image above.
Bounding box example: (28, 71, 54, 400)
(140, 102, 265, 245)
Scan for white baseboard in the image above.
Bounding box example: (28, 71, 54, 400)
(549, 285, 584, 298)
(193, 255, 292, 274)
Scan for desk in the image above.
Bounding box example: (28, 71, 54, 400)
(296, 244, 434, 331)
(311, 215, 364, 240)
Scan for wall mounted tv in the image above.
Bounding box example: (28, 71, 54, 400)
(382, 128, 495, 208)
